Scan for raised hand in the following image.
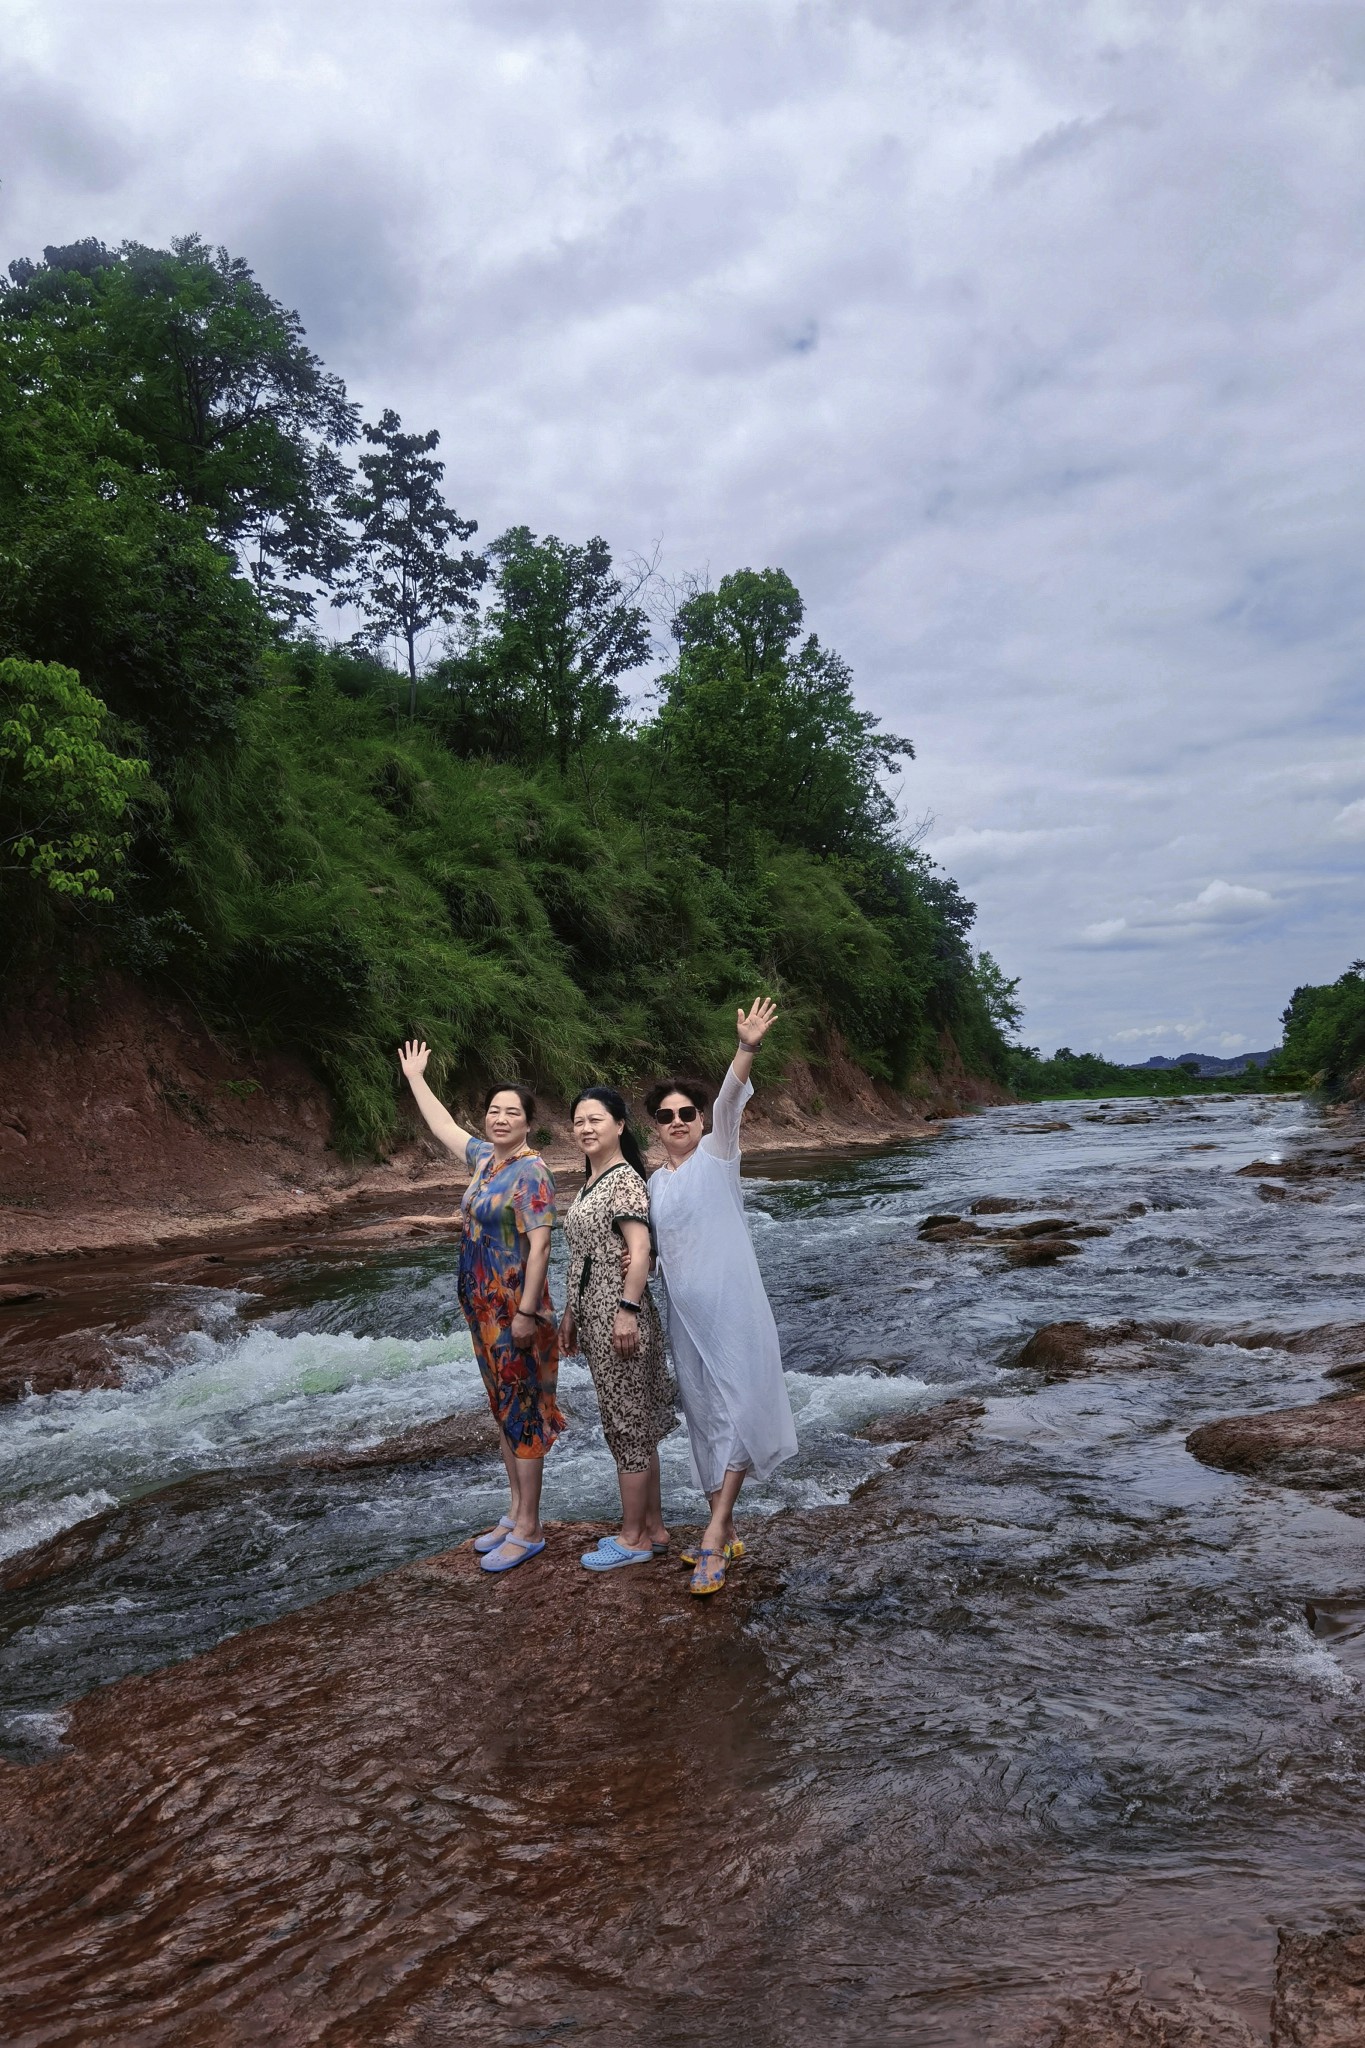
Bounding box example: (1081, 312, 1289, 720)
(398, 1039, 431, 1081)
(736, 997, 778, 1051)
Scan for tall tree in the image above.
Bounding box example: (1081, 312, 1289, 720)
(479, 529, 652, 774)
(0, 314, 264, 763)
(341, 410, 484, 718)
(3, 235, 359, 622)
(656, 566, 913, 865)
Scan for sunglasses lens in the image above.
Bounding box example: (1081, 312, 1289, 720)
(679, 1106, 698, 1123)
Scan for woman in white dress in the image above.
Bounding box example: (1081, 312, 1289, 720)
(645, 997, 798, 1596)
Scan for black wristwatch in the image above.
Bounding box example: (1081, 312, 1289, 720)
(616, 1297, 642, 1315)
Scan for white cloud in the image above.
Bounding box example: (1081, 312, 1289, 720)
(1332, 798, 1365, 839)
(1172, 879, 1276, 922)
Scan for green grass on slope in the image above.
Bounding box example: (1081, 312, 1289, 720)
(126, 673, 986, 1153)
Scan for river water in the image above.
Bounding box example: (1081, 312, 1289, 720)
(3, 1092, 1364, 2041)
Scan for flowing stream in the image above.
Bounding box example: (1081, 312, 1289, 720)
(3, 1091, 1364, 2041)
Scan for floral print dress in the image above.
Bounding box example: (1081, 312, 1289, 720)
(458, 1138, 563, 1458)
(564, 1161, 675, 1473)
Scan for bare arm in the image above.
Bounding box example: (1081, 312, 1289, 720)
(611, 1219, 653, 1357)
(397, 1041, 476, 1159)
(709, 997, 779, 1157)
(618, 1220, 652, 1305)
(518, 1227, 552, 1317)
(731, 995, 777, 1089)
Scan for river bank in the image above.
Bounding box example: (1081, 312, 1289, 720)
(0, 973, 1002, 1269)
(3, 1092, 1365, 2043)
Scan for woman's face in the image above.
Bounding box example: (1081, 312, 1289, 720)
(572, 1098, 624, 1164)
(484, 1091, 530, 1150)
(654, 1091, 704, 1164)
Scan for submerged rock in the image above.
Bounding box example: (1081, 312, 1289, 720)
(294, 1409, 499, 1469)
(1024, 1967, 1260, 2046)
(856, 1396, 985, 1447)
(1005, 1238, 1083, 1266)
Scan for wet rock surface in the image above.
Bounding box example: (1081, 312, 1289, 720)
(1187, 1396, 1365, 1516)
(1023, 1969, 1261, 2046)
(0, 1529, 789, 2047)
(1270, 1921, 1365, 2045)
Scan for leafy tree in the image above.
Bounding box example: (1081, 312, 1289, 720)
(3, 235, 358, 623)
(0, 319, 264, 763)
(972, 950, 1024, 1035)
(451, 529, 652, 775)
(341, 409, 484, 718)
(655, 567, 912, 864)
(0, 658, 150, 901)
(1276, 962, 1365, 1091)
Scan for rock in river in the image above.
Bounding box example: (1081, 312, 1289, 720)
(1186, 1394, 1365, 1516)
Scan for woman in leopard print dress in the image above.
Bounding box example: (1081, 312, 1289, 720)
(560, 1087, 676, 1570)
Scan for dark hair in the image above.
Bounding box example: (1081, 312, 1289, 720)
(570, 1085, 647, 1179)
(643, 1077, 711, 1120)
(482, 1082, 536, 1120)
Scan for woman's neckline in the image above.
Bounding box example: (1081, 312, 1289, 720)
(488, 1142, 533, 1170)
(583, 1155, 628, 1191)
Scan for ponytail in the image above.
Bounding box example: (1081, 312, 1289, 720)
(570, 1085, 648, 1180)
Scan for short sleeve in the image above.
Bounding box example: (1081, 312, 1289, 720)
(512, 1157, 557, 1233)
(609, 1168, 651, 1233)
(465, 1136, 493, 1170)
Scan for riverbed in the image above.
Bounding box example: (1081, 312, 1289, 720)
(2, 1092, 1363, 2043)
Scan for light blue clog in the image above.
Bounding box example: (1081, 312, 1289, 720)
(580, 1535, 653, 1571)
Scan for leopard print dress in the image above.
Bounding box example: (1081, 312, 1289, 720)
(564, 1161, 676, 1473)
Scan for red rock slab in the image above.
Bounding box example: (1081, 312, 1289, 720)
(1271, 1920, 1365, 2045)
(0, 1528, 789, 2047)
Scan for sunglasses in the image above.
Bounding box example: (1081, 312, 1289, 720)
(654, 1105, 699, 1125)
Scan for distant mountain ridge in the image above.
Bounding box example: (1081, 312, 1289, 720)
(1130, 1050, 1277, 1076)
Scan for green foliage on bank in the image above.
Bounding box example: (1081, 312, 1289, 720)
(1005, 1045, 1273, 1101)
(0, 233, 1014, 1152)
(1273, 962, 1365, 1093)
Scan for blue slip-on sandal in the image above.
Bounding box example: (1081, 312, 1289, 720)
(581, 1535, 654, 1571)
(480, 1533, 546, 1574)
(473, 1514, 515, 1554)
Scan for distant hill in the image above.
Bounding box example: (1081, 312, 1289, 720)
(1130, 1050, 1277, 1076)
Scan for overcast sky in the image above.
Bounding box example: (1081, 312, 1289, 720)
(4, 0, 1362, 1056)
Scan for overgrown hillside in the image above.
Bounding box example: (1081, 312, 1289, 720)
(0, 235, 1015, 1154)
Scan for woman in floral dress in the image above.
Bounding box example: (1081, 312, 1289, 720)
(398, 1042, 561, 1574)
(559, 1086, 676, 1572)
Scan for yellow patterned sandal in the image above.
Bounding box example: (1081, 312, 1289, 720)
(689, 1547, 727, 1597)
(680, 1539, 744, 1567)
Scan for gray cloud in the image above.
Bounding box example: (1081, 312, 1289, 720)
(0, 68, 132, 195)
(2, 0, 1362, 1055)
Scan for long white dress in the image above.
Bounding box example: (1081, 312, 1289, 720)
(648, 1064, 798, 1493)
